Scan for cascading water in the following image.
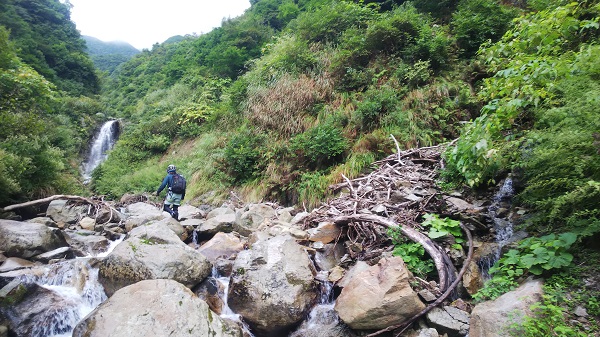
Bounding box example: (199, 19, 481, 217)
(82, 120, 119, 182)
(289, 280, 339, 337)
(479, 176, 516, 278)
(212, 267, 256, 336)
(14, 260, 107, 337)
(5, 236, 124, 337)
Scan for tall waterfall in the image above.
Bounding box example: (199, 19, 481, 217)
(82, 120, 119, 182)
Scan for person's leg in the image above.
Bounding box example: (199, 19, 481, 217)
(163, 203, 174, 216)
(172, 204, 179, 220)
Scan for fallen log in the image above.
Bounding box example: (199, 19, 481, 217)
(1, 194, 119, 224)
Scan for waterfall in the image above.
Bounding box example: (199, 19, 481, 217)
(82, 120, 119, 182)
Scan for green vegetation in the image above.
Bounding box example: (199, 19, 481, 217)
(2, 0, 600, 331)
(82, 36, 140, 74)
(473, 233, 577, 302)
(388, 227, 435, 278)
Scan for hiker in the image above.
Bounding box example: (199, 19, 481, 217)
(156, 164, 186, 220)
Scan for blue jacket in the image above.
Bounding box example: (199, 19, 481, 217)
(157, 172, 185, 199)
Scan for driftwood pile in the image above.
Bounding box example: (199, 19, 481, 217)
(303, 140, 473, 336)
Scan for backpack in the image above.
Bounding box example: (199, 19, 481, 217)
(170, 173, 186, 194)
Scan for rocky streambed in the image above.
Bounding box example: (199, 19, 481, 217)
(0, 146, 546, 337)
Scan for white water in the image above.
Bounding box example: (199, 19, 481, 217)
(82, 120, 119, 182)
(16, 259, 107, 337)
(212, 267, 256, 336)
(289, 281, 339, 337)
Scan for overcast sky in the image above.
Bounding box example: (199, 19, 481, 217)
(68, 0, 251, 50)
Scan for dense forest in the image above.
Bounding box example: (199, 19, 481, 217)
(1, 0, 600, 334)
(82, 36, 140, 74)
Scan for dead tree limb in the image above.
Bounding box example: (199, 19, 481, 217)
(1, 195, 95, 212)
(366, 222, 474, 337)
(1, 194, 120, 225)
(331, 214, 450, 293)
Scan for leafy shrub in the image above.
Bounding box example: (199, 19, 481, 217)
(291, 123, 348, 169)
(296, 171, 330, 208)
(451, 0, 519, 57)
(473, 233, 577, 302)
(387, 227, 435, 278)
(421, 213, 464, 249)
(223, 129, 266, 183)
(352, 85, 400, 132)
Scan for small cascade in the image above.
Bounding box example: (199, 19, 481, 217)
(289, 280, 339, 337)
(82, 120, 119, 182)
(479, 176, 516, 278)
(191, 229, 199, 249)
(16, 259, 107, 337)
(212, 268, 255, 336)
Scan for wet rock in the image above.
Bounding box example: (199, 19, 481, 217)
(31, 247, 74, 263)
(307, 222, 342, 244)
(0, 282, 81, 337)
(462, 242, 499, 295)
(426, 306, 470, 336)
(228, 235, 318, 336)
(200, 212, 236, 236)
(0, 220, 68, 258)
(470, 279, 543, 337)
(73, 279, 241, 337)
(0, 258, 37, 272)
(314, 243, 345, 271)
(194, 277, 226, 314)
(197, 232, 244, 264)
(98, 222, 211, 296)
(328, 266, 345, 283)
(334, 256, 425, 330)
(63, 230, 110, 257)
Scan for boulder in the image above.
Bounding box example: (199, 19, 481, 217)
(265, 221, 309, 240)
(234, 204, 277, 236)
(28, 217, 57, 228)
(95, 206, 124, 224)
(63, 230, 110, 257)
(31, 247, 74, 263)
(154, 217, 188, 241)
(72, 279, 241, 337)
(426, 306, 470, 336)
(228, 235, 318, 336)
(334, 256, 425, 330)
(98, 222, 211, 296)
(462, 242, 499, 295)
(307, 222, 342, 244)
(314, 243, 345, 271)
(0, 220, 68, 258)
(197, 232, 244, 264)
(469, 279, 544, 337)
(78, 217, 96, 231)
(123, 202, 165, 232)
(199, 212, 236, 236)
(0, 258, 37, 273)
(46, 200, 87, 225)
(194, 277, 226, 314)
(336, 261, 370, 288)
(0, 282, 82, 337)
(178, 204, 205, 220)
(207, 206, 235, 219)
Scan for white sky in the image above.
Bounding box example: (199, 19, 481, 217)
(68, 0, 251, 50)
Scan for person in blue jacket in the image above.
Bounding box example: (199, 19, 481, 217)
(156, 164, 185, 220)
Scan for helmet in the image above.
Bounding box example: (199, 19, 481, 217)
(167, 164, 176, 173)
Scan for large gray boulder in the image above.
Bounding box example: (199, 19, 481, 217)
(0, 220, 68, 258)
(46, 200, 88, 225)
(97, 222, 211, 296)
(234, 204, 277, 236)
(334, 256, 425, 330)
(73, 279, 241, 337)
(228, 234, 318, 336)
(63, 230, 110, 256)
(469, 279, 544, 337)
(123, 202, 165, 232)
